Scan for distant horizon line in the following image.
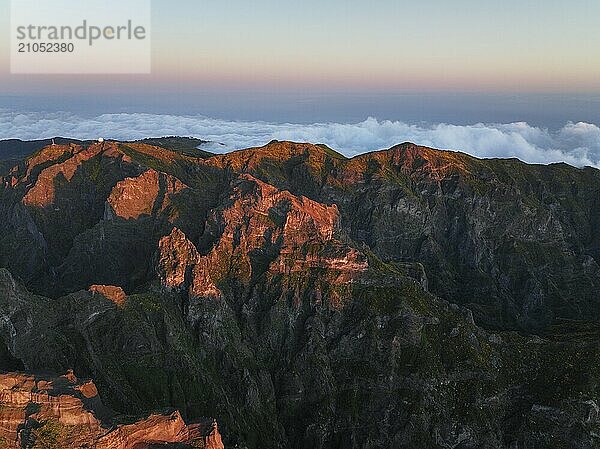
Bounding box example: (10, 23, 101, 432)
(3, 89, 600, 96)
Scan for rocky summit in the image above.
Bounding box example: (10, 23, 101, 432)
(0, 138, 599, 449)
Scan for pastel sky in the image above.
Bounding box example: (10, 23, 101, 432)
(1, 0, 599, 94)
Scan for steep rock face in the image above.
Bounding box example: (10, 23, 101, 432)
(150, 169, 600, 448)
(342, 145, 600, 329)
(198, 174, 362, 283)
(157, 227, 201, 290)
(3, 263, 600, 448)
(0, 371, 223, 449)
(215, 141, 600, 330)
(338, 144, 600, 329)
(0, 141, 222, 297)
(0, 142, 144, 293)
(157, 227, 222, 299)
(157, 174, 367, 308)
(96, 412, 222, 449)
(106, 169, 187, 220)
(0, 269, 66, 372)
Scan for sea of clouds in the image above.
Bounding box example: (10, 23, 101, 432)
(1, 110, 599, 168)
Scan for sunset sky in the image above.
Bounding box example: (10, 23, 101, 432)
(1, 0, 599, 93)
(1, 0, 600, 166)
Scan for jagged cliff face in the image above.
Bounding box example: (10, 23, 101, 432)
(0, 139, 599, 449)
(0, 141, 224, 296)
(208, 141, 600, 330)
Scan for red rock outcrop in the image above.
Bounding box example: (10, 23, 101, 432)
(96, 411, 219, 449)
(23, 143, 76, 180)
(106, 169, 187, 220)
(18, 142, 170, 210)
(205, 174, 367, 280)
(0, 371, 224, 449)
(157, 227, 199, 290)
(88, 285, 127, 307)
(157, 227, 222, 300)
(0, 371, 103, 447)
(157, 173, 368, 306)
(195, 420, 224, 449)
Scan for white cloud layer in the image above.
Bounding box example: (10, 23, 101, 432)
(1, 110, 599, 168)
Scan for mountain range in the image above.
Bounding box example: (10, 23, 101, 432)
(0, 137, 599, 448)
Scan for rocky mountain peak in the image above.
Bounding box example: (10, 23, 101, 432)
(206, 140, 346, 173)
